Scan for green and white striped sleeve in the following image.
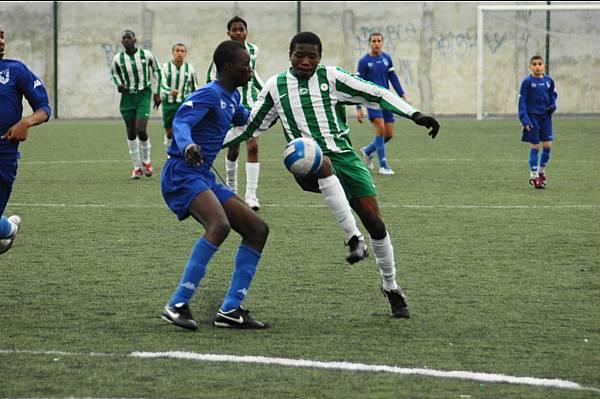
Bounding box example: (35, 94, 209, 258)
(188, 64, 198, 92)
(160, 62, 171, 98)
(332, 66, 418, 118)
(224, 77, 280, 147)
(148, 51, 161, 95)
(110, 53, 124, 89)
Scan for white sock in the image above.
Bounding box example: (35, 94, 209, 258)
(8, 220, 17, 237)
(226, 159, 238, 193)
(318, 175, 361, 242)
(245, 162, 260, 199)
(371, 232, 398, 290)
(530, 170, 538, 179)
(127, 139, 141, 169)
(539, 166, 546, 174)
(139, 139, 151, 164)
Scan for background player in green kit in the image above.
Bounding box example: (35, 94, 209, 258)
(160, 43, 198, 152)
(207, 16, 263, 211)
(110, 29, 161, 179)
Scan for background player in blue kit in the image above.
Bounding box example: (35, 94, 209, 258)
(519, 55, 557, 189)
(356, 33, 409, 175)
(0, 25, 51, 255)
(160, 40, 270, 330)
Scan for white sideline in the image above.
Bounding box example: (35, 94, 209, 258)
(9, 202, 600, 210)
(0, 349, 597, 392)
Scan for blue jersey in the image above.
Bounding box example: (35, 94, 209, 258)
(518, 75, 557, 126)
(168, 81, 249, 170)
(0, 59, 51, 159)
(356, 52, 404, 97)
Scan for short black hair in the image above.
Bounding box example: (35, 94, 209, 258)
(289, 31, 322, 56)
(172, 43, 187, 52)
(369, 32, 383, 41)
(227, 16, 247, 31)
(121, 29, 135, 38)
(530, 55, 544, 64)
(213, 40, 246, 73)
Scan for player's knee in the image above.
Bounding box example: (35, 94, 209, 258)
(315, 156, 334, 178)
(253, 220, 269, 244)
(208, 220, 231, 243)
(137, 129, 148, 141)
(227, 146, 240, 161)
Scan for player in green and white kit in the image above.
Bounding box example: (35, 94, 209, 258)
(225, 32, 440, 318)
(207, 16, 263, 211)
(160, 43, 197, 151)
(110, 29, 161, 179)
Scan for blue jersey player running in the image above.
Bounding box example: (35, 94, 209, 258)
(356, 33, 408, 175)
(519, 55, 557, 189)
(160, 40, 270, 330)
(0, 25, 51, 255)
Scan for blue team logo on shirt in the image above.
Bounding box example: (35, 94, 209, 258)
(220, 100, 227, 109)
(383, 58, 389, 66)
(531, 83, 537, 88)
(0, 69, 9, 85)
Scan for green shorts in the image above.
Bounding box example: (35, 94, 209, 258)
(329, 151, 377, 200)
(162, 102, 181, 129)
(119, 88, 152, 121)
(295, 151, 377, 200)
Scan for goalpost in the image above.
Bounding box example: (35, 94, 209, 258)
(476, 4, 600, 120)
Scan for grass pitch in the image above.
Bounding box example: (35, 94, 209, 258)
(0, 117, 598, 398)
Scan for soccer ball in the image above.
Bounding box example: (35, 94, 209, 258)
(283, 137, 323, 177)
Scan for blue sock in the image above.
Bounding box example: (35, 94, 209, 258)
(364, 138, 376, 156)
(540, 148, 551, 167)
(169, 236, 218, 306)
(0, 216, 13, 238)
(220, 244, 261, 312)
(375, 135, 388, 168)
(529, 148, 539, 172)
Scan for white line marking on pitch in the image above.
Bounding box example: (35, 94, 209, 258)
(9, 203, 600, 210)
(0, 349, 597, 392)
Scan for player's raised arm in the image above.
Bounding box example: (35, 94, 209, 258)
(334, 67, 439, 138)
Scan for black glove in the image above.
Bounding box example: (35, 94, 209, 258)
(411, 112, 440, 139)
(184, 143, 203, 166)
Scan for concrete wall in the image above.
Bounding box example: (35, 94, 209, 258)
(1, 1, 599, 118)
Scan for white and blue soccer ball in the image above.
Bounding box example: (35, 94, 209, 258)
(283, 137, 323, 177)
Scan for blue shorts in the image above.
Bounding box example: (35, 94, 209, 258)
(0, 159, 18, 214)
(367, 108, 395, 123)
(161, 158, 236, 221)
(521, 114, 553, 144)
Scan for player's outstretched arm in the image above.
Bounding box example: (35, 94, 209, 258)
(411, 112, 440, 139)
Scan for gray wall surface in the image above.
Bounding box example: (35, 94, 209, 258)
(1, 1, 599, 118)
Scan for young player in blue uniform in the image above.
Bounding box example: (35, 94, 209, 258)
(160, 40, 270, 330)
(519, 55, 557, 189)
(0, 25, 51, 255)
(356, 33, 409, 175)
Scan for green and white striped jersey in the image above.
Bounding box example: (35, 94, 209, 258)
(225, 65, 419, 154)
(110, 48, 161, 94)
(207, 41, 263, 108)
(160, 61, 198, 103)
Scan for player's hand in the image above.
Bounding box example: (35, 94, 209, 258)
(153, 94, 161, 110)
(171, 89, 178, 97)
(184, 143, 203, 166)
(523, 125, 532, 132)
(547, 105, 556, 114)
(117, 85, 126, 93)
(1, 119, 30, 141)
(356, 108, 364, 124)
(402, 95, 412, 105)
(411, 112, 440, 139)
